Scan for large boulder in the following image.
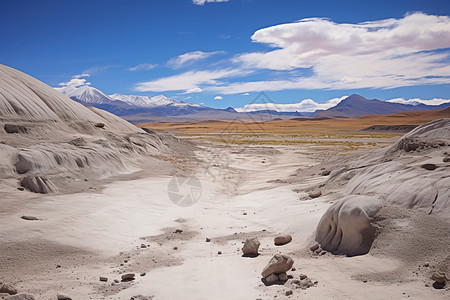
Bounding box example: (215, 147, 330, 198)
(274, 235, 292, 246)
(315, 195, 381, 256)
(261, 254, 294, 278)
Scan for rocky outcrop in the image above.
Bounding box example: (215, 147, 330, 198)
(261, 254, 294, 278)
(315, 195, 381, 256)
(242, 238, 260, 256)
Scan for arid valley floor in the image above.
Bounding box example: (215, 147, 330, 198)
(2, 104, 449, 299)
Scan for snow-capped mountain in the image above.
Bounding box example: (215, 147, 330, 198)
(58, 85, 113, 104)
(108, 93, 202, 108)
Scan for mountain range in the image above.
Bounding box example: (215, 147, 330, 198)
(58, 86, 450, 122)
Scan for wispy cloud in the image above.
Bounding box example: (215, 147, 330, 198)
(129, 63, 157, 71)
(134, 69, 243, 93)
(55, 73, 91, 92)
(183, 87, 203, 94)
(193, 0, 229, 5)
(168, 51, 225, 69)
(214, 96, 223, 100)
(235, 96, 347, 112)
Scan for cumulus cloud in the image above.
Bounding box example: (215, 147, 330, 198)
(55, 73, 91, 93)
(129, 63, 157, 71)
(387, 97, 450, 106)
(214, 96, 223, 100)
(235, 96, 347, 112)
(242, 93, 250, 95)
(183, 87, 203, 94)
(134, 69, 243, 93)
(225, 13, 450, 92)
(168, 51, 225, 69)
(193, 0, 229, 5)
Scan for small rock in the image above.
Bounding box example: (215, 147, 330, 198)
(274, 234, 292, 246)
(243, 212, 247, 215)
(314, 247, 322, 254)
(114, 279, 120, 283)
(421, 163, 438, 171)
(56, 265, 61, 268)
(218, 251, 222, 255)
(443, 157, 450, 163)
(0, 284, 17, 295)
(308, 191, 322, 198)
(20, 216, 38, 221)
(140, 273, 146, 277)
(121, 273, 135, 282)
(174, 229, 183, 233)
(278, 272, 288, 281)
(431, 272, 447, 285)
(205, 238, 211, 242)
(299, 274, 308, 280)
(261, 254, 294, 278)
(242, 238, 260, 256)
(309, 242, 320, 252)
(140, 244, 147, 248)
(424, 263, 430, 267)
(291, 267, 296, 271)
(17, 187, 24, 191)
(320, 251, 327, 256)
(94, 123, 105, 128)
(99, 277, 108, 282)
(285, 290, 293, 296)
(321, 170, 331, 176)
(265, 274, 279, 284)
(57, 294, 72, 300)
(173, 247, 178, 250)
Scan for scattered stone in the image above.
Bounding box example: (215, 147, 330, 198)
(431, 272, 447, 285)
(444, 157, 450, 163)
(121, 273, 135, 282)
(173, 247, 178, 250)
(20, 216, 38, 221)
(94, 123, 105, 128)
(320, 251, 327, 256)
(285, 290, 293, 296)
(56, 265, 61, 268)
(243, 212, 247, 215)
(4, 294, 36, 300)
(217, 251, 222, 255)
(299, 274, 308, 280)
(242, 238, 260, 257)
(314, 247, 323, 254)
(421, 163, 438, 171)
(278, 272, 288, 281)
(99, 277, 108, 282)
(274, 235, 292, 246)
(130, 296, 153, 300)
(140, 273, 146, 277)
(56, 294, 72, 300)
(293, 277, 315, 290)
(291, 267, 296, 271)
(205, 238, 211, 242)
(321, 170, 331, 176)
(424, 263, 430, 267)
(265, 274, 279, 284)
(309, 242, 320, 252)
(174, 229, 183, 234)
(17, 187, 24, 191)
(308, 191, 322, 198)
(261, 254, 294, 278)
(140, 244, 147, 248)
(114, 279, 120, 283)
(0, 284, 17, 295)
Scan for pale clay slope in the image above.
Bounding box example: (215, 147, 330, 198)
(316, 118, 449, 256)
(0, 64, 189, 193)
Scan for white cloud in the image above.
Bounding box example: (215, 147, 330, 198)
(168, 51, 225, 69)
(183, 87, 203, 94)
(55, 73, 91, 93)
(134, 69, 243, 93)
(242, 92, 250, 96)
(235, 96, 347, 112)
(214, 96, 223, 100)
(387, 97, 450, 106)
(193, 0, 229, 5)
(129, 63, 157, 71)
(224, 13, 450, 92)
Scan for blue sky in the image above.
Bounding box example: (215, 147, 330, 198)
(1, 0, 450, 111)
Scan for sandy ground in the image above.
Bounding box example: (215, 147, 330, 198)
(1, 139, 449, 299)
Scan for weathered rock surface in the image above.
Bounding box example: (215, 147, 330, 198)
(3, 294, 36, 300)
(261, 254, 294, 278)
(315, 195, 381, 256)
(242, 238, 260, 256)
(20, 176, 57, 194)
(0, 284, 17, 295)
